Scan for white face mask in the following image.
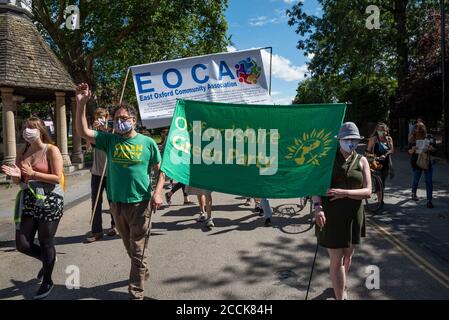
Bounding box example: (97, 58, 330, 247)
(22, 128, 39, 143)
(377, 131, 385, 137)
(339, 139, 358, 153)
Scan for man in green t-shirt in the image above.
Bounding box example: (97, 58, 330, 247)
(75, 83, 165, 300)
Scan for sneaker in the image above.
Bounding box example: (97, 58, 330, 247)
(165, 192, 172, 205)
(258, 207, 264, 217)
(33, 281, 54, 300)
(264, 218, 272, 227)
(107, 227, 118, 236)
(197, 213, 206, 222)
(85, 232, 103, 243)
(243, 199, 251, 206)
(427, 201, 434, 209)
(206, 218, 215, 228)
(412, 193, 419, 201)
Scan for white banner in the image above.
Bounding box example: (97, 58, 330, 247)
(130, 48, 273, 128)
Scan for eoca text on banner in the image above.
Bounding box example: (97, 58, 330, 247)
(130, 48, 273, 129)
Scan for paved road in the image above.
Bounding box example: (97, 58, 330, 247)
(0, 152, 448, 300)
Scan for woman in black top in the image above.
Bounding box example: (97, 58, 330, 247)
(366, 122, 394, 188)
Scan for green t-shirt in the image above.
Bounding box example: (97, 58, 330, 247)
(94, 131, 161, 203)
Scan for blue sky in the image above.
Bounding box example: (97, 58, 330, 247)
(225, 0, 321, 104)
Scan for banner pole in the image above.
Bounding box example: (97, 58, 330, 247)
(119, 68, 131, 104)
(269, 47, 272, 96)
(262, 47, 273, 96)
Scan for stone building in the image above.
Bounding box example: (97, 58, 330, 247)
(0, 1, 83, 172)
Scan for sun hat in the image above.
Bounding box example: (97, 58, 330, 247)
(336, 122, 364, 140)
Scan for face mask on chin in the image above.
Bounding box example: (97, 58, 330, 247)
(114, 119, 133, 135)
(339, 139, 358, 153)
(22, 128, 39, 143)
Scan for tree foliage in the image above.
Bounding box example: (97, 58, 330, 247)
(31, 0, 230, 106)
(287, 0, 443, 124)
(398, 10, 449, 122)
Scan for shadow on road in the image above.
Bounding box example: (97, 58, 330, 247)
(0, 279, 131, 300)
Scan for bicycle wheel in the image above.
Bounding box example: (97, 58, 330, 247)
(274, 202, 314, 234)
(365, 174, 384, 213)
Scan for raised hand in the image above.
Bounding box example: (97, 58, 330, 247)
(76, 83, 92, 105)
(1, 164, 21, 178)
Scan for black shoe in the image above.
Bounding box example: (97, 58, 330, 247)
(33, 281, 54, 300)
(264, 218, 272, 227)
(165, 192, 172, 205)
(36, 268, 43, 281)
(412, 194, 419, 201)
(258, 207, 264, 217)
(427, 201, 434, 209)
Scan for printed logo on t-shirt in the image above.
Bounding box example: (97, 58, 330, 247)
(112, 143, 143, 167)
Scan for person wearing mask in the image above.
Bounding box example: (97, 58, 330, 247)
(408, 121, 436, 208)
(312, 122, 371, 300)
(86, 108, 117, 243)
(75, 83, 164, 300)
(1, 117, 64, 299)
(366, 122, 394, 188)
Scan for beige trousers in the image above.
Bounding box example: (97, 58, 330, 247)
(110, 200, 152, 300)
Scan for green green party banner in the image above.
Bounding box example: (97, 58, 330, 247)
(161, 100, 346, 198)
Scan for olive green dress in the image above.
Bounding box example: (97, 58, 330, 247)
(316, 151, 366, 248)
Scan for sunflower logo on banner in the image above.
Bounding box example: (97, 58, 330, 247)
(285, 129, 333, 166)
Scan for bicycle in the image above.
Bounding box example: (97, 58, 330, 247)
(364, 155, 384, 213)
(273, 196, 315, 234)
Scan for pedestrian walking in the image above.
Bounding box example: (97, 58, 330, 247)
(366, 122, 394, 187)
(75, 83, 164, 300)
(185, 186, 214, 228)
(1, 117, 65, 299)
(86, 108, 117, 243)
(312, 122, 371, 300)
(259, 198, 273, 227)
(408, 121, 436, 208)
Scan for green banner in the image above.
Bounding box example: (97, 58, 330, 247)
(161, 100, 346, 198)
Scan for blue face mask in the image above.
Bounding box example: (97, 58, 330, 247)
(340, 139, 358, 153)
(114, 119, 133, 134)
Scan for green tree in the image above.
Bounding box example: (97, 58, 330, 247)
(32, 0, 230, 105)
(286, 0, 441, 123)
(398, 10, 448, 123)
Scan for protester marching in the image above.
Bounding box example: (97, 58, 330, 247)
(75, 83, 164, 300)
(1, 1, 448, 304)
(1, 117, 65, 299)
